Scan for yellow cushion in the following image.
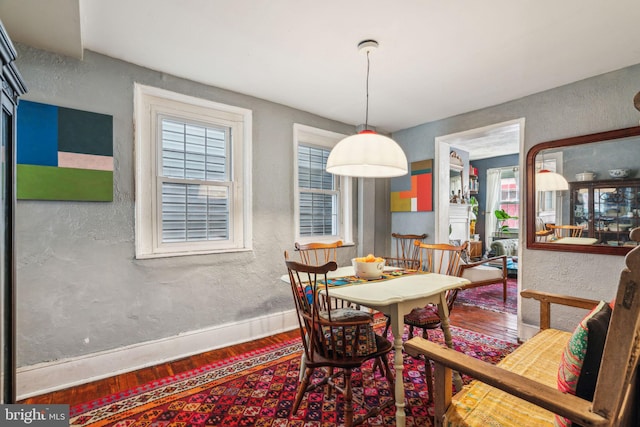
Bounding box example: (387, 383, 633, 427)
(444, 328, 571, 426)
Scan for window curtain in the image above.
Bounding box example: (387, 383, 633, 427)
(512, 166, 520, 191)
(485, 168, 501, 251)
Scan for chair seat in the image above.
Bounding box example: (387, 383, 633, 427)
(319, 308, 372, 322)
(461, 264, 503, 282)
(309, 334, 394, 368)
(404, 305, 441, 327)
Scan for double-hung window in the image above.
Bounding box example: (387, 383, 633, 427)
(135, 84, 252, 258)
(294, 124, 352, 244)
(498, 167, 520, 229)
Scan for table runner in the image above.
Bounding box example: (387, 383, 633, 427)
(321, 268, 422, 287)
(306, 269, 423, 303)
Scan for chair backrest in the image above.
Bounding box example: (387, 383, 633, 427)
(413, 241, 466, 316)
(385, 233, 427, 269)
(414, 241, 468, 276)
(546, 224, 584, 238)
(294, 240, 343, 266)
(284, 256, 376, 363)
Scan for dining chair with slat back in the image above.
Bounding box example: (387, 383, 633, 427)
(379, 233, 428, 356)
(284, 255, 395, 426)
(295, 240, 353, 310)
(401, 241, 467, 403)
(546, 224, 585, 239)
(294, 240, 343, 266)
(405, 242, 467, 337)
(384, 233, 427, 269)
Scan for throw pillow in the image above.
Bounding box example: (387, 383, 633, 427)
(554, 301, 612, 427)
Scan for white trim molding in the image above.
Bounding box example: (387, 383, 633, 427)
(17, 310, 298, 400)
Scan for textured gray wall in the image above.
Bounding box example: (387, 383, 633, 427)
(392, 63, 640, 330)
(14, 45, 359, 366)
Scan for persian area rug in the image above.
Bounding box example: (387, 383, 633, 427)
(455, 278, 517, 315)
(70, 327, 518, 427)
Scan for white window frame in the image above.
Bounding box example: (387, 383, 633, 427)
(497, 167, 520, 229)
(134, 84, 252, 258)
(293, 124, 353, 245)
(535, 152, 564, 224)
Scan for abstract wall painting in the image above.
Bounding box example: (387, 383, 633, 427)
(390, 159, 433, 212)
(17, 100, 113, 201)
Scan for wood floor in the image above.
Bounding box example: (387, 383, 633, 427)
(19, 302, 517, 407)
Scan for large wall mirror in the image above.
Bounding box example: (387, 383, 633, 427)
(526, 126, 640, 255)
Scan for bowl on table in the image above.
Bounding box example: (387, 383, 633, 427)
(352, 255, 385, 280)
(608, 169, 630, 179)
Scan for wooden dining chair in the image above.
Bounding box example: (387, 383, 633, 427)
(379, 232, 428, 346)
(383, 232, 427, 269)
(546, 224, 585, 239)
(294, 240, 343, 265)
(284, 256, 395, 427)
(404, 242, 467, 339)
(394, 241, 467, 402)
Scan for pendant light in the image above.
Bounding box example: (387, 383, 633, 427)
(326, 40, 408, 178)
(536, 169, 569, 191)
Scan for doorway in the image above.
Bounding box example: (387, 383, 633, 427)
(435, 119, 524, 245)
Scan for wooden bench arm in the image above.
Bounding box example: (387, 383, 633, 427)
(460, 254, 507, 270)
(404, 337, 609, 426)
(521, 289, 600, 330)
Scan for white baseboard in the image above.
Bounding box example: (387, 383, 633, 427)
(17, 309, 299, 400)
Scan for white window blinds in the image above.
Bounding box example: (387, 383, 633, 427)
(297, 145, 338, 236)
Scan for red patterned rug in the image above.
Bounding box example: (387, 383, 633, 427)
(69, 327, 518, 427)
(454, 278, 517, 315)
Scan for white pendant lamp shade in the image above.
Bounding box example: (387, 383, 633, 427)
(536, 169, 569, 191)
(326, 39, 408, 178)
(326, 130, 408, 178)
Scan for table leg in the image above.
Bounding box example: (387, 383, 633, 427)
(438, 295, 463, 391)
(390, 306, 406, 427)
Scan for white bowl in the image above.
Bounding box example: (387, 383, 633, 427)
(609, 169, 630, 179)
(352, 258, 385, 280)
(575, 172, 596, 181)
(608, 223, 632, 232)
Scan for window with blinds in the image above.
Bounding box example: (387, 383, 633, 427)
(160, 118, 231, 243)
(293, 124, 352, 244)
(297, 145, 338, 236)
(134, 84, 252, 258)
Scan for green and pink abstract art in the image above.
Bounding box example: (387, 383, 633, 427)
(17, 100, 113, 201)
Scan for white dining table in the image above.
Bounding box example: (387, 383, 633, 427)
(312, 266, 469, 427)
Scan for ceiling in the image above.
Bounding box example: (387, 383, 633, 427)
(1, 0, 640, 136)
(448, 122, 521, 160)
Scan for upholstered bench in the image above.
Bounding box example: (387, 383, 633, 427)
(405, 228, 640, 426)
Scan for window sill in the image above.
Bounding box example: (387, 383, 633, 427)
(135, 247, 253, 260)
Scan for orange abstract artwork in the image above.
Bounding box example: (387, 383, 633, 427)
(390, 159, 433, 212)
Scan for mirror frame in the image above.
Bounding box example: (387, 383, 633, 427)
(526, 126, 640, 255)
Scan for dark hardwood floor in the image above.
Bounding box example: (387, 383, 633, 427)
(19, 302, 516, 407)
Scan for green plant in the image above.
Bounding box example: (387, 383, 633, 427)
(469, 196, 479, 216)
(495, 209, 518, 232)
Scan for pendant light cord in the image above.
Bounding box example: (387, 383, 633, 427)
(365, 50, 370, 130)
